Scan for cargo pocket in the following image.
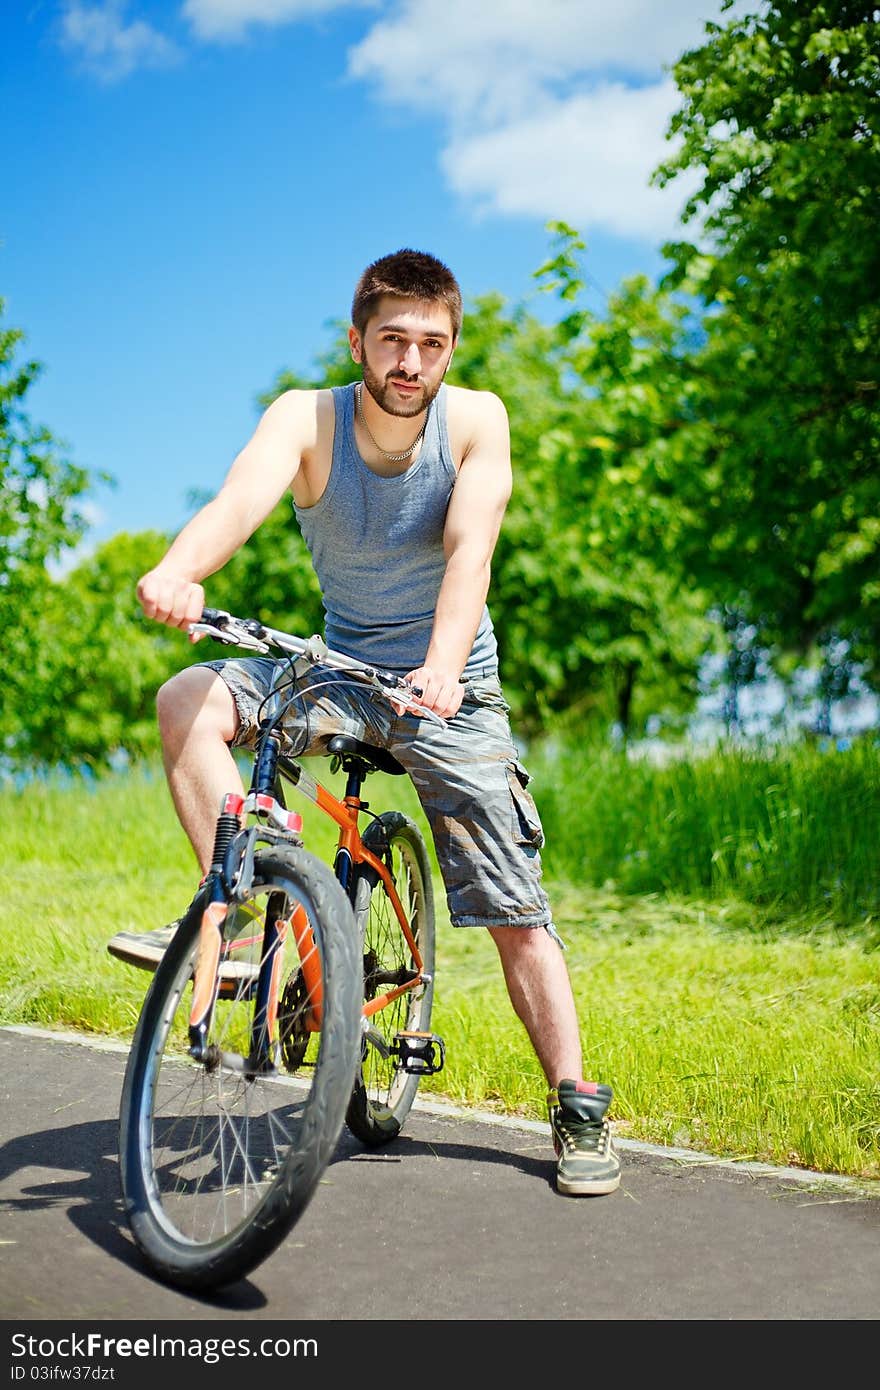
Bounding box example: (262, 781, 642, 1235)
(507, 761, 545, 849)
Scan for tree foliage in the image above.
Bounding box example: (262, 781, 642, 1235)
(446, 242, 714, 738)
(23, 532, 173, 767)
(0, 300, 108, 759)
(654, 0, 880, 684)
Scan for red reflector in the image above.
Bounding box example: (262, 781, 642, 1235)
(287, 812, 303, 831)
(222, 794, 245, 815)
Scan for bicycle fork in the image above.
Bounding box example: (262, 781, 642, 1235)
(187, 795, 321, 1076)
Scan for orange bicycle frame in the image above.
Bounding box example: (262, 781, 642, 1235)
(294, 768, 424, 1027)
(189, 755, 425, 1048)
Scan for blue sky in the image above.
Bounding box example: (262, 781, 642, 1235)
(3, 0, 729, 550)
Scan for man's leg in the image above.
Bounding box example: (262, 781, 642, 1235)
(107, 666, 243, 971)
(488, 924, 583, 1085)
(156, 666, 243, 875)
(154, 656, 379, 870)
(386, 677, 620, 1194)
(489, 923, 620, 1197)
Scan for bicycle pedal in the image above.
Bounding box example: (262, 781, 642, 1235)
(392, 1031, 445, 1075)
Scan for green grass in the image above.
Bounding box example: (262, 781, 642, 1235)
(1, 753, 878, 1185)
(531, 733, 880, 932)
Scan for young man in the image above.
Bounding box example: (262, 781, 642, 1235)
(108, 249, 620, 1197)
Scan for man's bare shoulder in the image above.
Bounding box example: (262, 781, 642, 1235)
(258, 386, 334, 447)
(444, 383, 509, 458)
(444, 382, 508, 422)
(263, 385, 332, 420)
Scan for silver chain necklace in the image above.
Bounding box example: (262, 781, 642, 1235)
(356, 383, 427, 462)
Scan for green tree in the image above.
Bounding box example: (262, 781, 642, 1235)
(447, 226, 713, 740)
(529, 233, 715, 739)
(21, 532, 174, 768)
(0, 299, 108, 760)
(21, 509, 325, 772)
(654, 0, 880, 696)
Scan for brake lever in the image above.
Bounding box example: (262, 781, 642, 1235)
(189, 621, 271, 654)
(383, 683, 448, 727)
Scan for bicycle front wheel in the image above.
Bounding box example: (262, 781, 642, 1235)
(119, 845, 360, 1291)
(345, 812, 436, 1145)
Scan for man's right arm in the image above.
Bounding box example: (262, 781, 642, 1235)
(137, 389, 318, 630)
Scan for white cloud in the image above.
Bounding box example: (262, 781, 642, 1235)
(442, 82, 701, 241)
(182, 0, 374, 42)
(347, 0, 729, 243)
(60, 1, 181, 82)
(348, 0, 718, 116)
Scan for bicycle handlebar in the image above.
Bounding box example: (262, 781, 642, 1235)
(190, 607, 448, 725)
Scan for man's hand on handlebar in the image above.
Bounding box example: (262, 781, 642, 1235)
(401, 664, 466, 721)
(137, 569, 206, 636)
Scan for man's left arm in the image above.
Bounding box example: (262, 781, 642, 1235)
(406, 391, 512, 718)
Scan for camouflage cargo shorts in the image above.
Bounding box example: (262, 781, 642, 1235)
(199, 656, 555, 934)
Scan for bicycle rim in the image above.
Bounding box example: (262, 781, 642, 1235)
(119, 845, 360, 1290)
(345, 813, 435, 1144)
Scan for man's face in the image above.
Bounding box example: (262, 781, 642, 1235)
(349, 296, 457, 417)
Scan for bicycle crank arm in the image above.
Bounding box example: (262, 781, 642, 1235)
(361, 1021, 393, 1058)
(367, 966, 421, 989)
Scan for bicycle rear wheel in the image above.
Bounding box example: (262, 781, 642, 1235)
(345, 812, 436, 1145)
(119, 845, 360, 1291)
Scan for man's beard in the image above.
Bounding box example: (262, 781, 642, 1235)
(360, 349, 446, 418)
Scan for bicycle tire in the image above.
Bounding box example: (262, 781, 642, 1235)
(345, 812, 436, 1145)
(119, 844, 361, 1291)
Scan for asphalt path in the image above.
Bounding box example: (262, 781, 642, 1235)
(1, 1024, 878, 1335)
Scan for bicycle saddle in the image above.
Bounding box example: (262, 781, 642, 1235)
(326, 734, 407, 777)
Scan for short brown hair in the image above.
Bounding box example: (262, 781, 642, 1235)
(351, 248, 463, 339)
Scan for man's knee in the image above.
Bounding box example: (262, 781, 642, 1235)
(490, 923, 542, 958)
(156, 667, 238, 747)
(489, 922, 563, 967)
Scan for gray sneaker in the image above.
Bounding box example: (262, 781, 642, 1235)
(548, 1079, 621, 1196)
(107, 924, 258, 983)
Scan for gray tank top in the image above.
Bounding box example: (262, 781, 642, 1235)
(293, 382, 498, 677)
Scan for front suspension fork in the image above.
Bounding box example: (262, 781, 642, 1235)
(188, 798, 320, 1070)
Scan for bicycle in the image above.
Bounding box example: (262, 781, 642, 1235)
(118, 607, 445, 1291)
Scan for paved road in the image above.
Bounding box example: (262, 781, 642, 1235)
(1, 1025, 878, 1329)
